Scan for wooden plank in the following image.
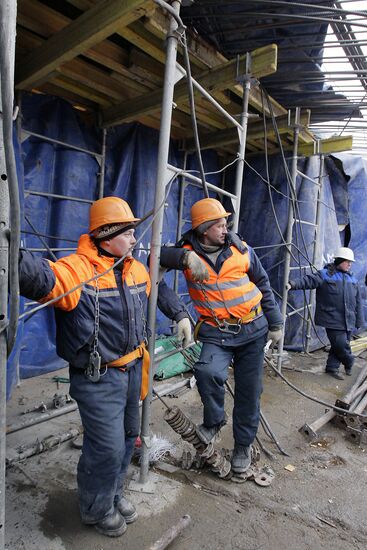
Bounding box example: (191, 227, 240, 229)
(16, 0, 152, 89)
(49, 75, 113, 107)
(102, 45, 278, 127)
(38, 82, 97, 111)
(117, 20, 166, 64)
(297, 136, 353, 157)
(184, 111, 310, 151)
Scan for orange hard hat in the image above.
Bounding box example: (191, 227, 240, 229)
(191, 198, 231, 230)
(89, 197, 140, 232)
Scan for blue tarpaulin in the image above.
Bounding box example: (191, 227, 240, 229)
(7, 92, 367, 398)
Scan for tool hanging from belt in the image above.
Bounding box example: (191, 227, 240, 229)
(194, 305, 263, 341)
(86, 268, 150, 399)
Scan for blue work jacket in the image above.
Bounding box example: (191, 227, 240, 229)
(290, 264, 364, 331)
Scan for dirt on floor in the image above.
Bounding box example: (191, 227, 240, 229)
(4, 348, 367, 550)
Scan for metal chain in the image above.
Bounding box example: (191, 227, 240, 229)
(92, 267, 100, 355)
(131, 272, 148, 344)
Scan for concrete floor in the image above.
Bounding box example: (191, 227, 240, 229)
(4, 349, 367, 550)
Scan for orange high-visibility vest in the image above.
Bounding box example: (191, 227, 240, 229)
(183, 243, 262, 323)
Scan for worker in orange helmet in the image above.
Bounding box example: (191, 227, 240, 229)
(160, 198, 283, 476)
(18, 196, 194, 537)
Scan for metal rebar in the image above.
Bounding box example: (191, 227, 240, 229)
(149, 515, 191, 550)
(6, 403, 78, 435)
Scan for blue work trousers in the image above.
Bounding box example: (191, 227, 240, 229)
(325, 329, 354, 372)
(69, 362, 141, 524)
(193, 333, 267, 446)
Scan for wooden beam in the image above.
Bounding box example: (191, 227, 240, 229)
(102, 45, 278, 126)
(184, 111, 311, 151)
(16, 0, 152, 89)
(297, 135, 353, 157)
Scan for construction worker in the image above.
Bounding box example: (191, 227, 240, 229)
(287, 246, 364, 380)
(18, 196, 202, 537)
(160, 198, 283, 475)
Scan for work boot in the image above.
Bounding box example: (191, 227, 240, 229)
(345, 368, 352, 376)
(326, 370, 344, 381)
(94, 509, 127, 538)
(231, 444, 252, 474)
(196, 415, 227, 444)
(116, 496, 138, 524)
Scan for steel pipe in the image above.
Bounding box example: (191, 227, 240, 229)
(140, 0, 182, 485)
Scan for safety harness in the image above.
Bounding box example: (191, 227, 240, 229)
(86, 266, 150, 400)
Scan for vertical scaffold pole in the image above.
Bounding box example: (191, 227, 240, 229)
(0, 2, 18, 547)
(305, 141, 324, 353)
(0, 88, 9, 550)
(232, 53, 252, 233)
(277, 108, 300, 372)
(139, 0, 181, 484)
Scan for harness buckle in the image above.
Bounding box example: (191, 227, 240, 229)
(218, 319, 242, 335)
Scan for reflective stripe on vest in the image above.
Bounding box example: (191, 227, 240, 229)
(183, 243, 262, 320)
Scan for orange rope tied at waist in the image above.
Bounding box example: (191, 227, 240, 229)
(105, 343, 150, 400)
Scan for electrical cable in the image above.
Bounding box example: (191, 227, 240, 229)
(180, 33, 209, 198)
(260, 86, 328, 347)
(267, 358, 367, 418)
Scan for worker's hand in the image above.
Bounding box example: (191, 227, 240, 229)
(285, 282, 292, 291)
(184, 251, 209, 282)
(268, 326, 283, 347)
(177, 317, 192, 348)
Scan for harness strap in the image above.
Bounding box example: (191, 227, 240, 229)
(104, 343, 150, 400)
(194, 305, 263, 341)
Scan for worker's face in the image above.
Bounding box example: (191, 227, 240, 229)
(101, 229, 136, 257)
(202, 218, 228, 246)
(337, 260, 352, 272)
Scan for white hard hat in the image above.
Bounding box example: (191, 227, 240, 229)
(334, 247, 355, 262)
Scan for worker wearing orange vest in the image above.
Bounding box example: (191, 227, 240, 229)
(160, 198, 283, 474)
(18, 197, 192, 537)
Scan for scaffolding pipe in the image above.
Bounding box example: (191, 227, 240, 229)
(0, 2, 18, 547)
(139, 0, 181, 485)
(167, 164, 237, 199)
(277, 108, 300, 372)
(21, 129, 103, 159)
(233, 56, 252, 232)
(305, 148, 324, 353)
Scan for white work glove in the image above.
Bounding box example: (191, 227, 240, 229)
(268, 326, 283, 347)
(183, 251, 209, 282)
(285, 282, 292, 291)
(177, 317, 192, 348)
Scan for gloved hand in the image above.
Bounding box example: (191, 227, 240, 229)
(285, 282, 292, 291)
(268, 326, 283, 346)
(183, 251, 209, 282)
(177, 317, 192, 348)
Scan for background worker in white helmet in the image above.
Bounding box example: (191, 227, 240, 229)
(287, 246, 364, 380)
(18, 196, 194, 538)
(160, 198, 283, 475)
